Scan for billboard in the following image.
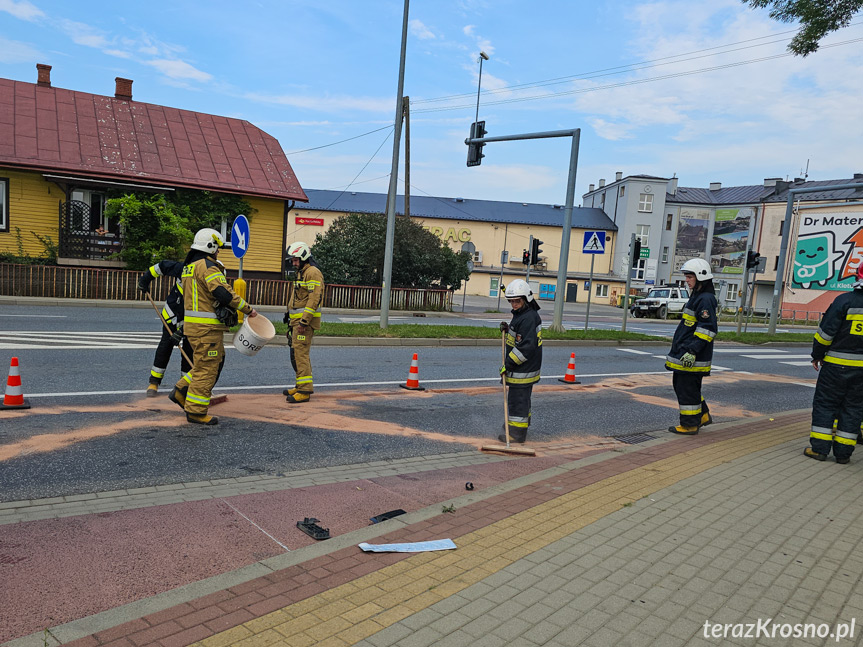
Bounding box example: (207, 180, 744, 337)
(672, 208, 710, 272)
(710, 208, 754, 275)
(792, 211, 863, 290)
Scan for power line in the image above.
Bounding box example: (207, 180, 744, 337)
(323, 130, 394, 211)
(412, 37, 863, 114)
(286, 124, 394, 155)
(324, 173, 391, 191)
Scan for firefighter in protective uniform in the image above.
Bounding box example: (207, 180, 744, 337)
(170, 228, 256, 425)
(805, 262, 863, 464)
(665, 258, 718, 435)
(138, 258, 193, 397)
(498, 279, 542, 444)
(282, 241, 324, 403)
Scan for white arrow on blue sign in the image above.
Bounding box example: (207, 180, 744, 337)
(582, 230, 606, 254)
(231, 214, 250, 259)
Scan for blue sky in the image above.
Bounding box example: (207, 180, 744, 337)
(1, 0, 862, 206)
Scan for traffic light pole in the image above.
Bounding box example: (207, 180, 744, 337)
(466, 128, 580, 332)
(621, 233, 636, 334)
(526, 235, 533, 283)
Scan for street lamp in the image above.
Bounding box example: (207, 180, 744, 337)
(475, 51, 489, 125)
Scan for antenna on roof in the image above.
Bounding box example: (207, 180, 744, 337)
(800, 159, 809, 180)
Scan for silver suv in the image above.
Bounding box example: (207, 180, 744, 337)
(630, 287, 689, 319)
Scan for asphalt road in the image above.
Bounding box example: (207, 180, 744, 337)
(0, 304, 816, 502)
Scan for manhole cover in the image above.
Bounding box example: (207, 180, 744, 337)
(610, 433, 656, 445)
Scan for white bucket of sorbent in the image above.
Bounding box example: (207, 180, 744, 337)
(232, 315, 276, 357)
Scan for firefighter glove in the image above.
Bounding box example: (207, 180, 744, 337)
(499, 365, 507, 375)
(681, 352, 696, 369)
(499, 322, 509, 333)
(170, 325, 184, 347)
(282, 312, 291, 324)
(137, 274, 152, 293)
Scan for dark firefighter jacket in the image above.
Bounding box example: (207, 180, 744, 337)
(503, 304, 542, 386)
(812, 288, 863, 367)
(145, 260, 184, 325)
(665, 289, 718, 374)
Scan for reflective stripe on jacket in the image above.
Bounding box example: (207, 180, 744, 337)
(146, 260, 185, 325)
(812, 289, 863, 366)
(665, 289, 718, 374)
(288, 263, 325, 330)
(181, 258, 250, 333)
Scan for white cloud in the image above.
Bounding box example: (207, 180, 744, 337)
(0, 0, 43, 21)
(0, 35, 42, 62)
(103, 49, 132, 59)
(59, 19, 109, 48)
(589, 118, 634, 141)
(410, 19, 436, 40)
(244, 92, 392, 114)
(145, 59, 212, 82)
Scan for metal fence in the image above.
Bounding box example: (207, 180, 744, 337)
(0, 263, 454, 311)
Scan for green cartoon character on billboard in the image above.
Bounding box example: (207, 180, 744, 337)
(793, 232, 842, 288)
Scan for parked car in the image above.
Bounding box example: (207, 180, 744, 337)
(630, 286, 689, 318)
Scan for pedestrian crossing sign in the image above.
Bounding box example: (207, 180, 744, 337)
(583, 231, 606, 254)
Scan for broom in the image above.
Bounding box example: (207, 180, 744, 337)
(480, 330, 536, 456)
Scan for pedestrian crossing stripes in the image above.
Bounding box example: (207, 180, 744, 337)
(0, 331, 163, 350)
(618, 347, 813, 367)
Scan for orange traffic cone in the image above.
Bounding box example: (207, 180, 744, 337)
(558, 352, 581, 385)
(399, 352, 425, 391)
(1, 357, 31, 409)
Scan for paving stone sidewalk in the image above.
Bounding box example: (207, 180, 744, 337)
(9, 410, 863, 647)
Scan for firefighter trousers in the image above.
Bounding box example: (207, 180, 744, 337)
(174, 328, 225, 416)
(506, 384, 533, 443)
(290, 325, 315, 393)
(672, 372, 710, 429)
(150, 321, 192, 385)
(810, 363, 863, 460)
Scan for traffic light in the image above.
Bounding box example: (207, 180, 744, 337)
(631, 239, 642, 268)
(530, 238, 543, 265)
(746, 250, 761, 269)
(466, 120, 486, 167)
(522, 249, 530, 265)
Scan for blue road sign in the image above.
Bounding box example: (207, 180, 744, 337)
(582, 231, 606, 254)
(231, 215, 250, 259)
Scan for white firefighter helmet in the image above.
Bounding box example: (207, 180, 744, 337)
(680, 258, 713, 280)
(287, 241, 311, 262)
(504, 279, 533, 301)
(190, 228, 224, 253)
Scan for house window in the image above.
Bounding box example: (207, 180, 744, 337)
(779, 220, 785, 235)
(725, 284, 739, 302)
(634, 258, 647, 281)
(636, 224, 650, 247)
(619, 186, 625, 197)
(601, 192, 606, 208)
(0, 178, 8, 232)
(595, 284, 608, 298)
(70, 189, 111, 234)
(638, 193, 653, 212)
(774, 256, 779, 271)
(661, 246, 669, 263)
(665, 213, 673, 230)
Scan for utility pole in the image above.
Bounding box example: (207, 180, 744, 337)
(380, 0, 409, 329)
(526, 235, 533, 283)
(403, 96, 410, 219)
(621, 233, 636, 334)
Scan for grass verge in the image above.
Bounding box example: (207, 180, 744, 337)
(716, 332, 813, 344)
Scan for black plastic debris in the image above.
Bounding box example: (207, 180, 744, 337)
(297, 517, 330, 540)
(465, 482, 474, 491)
(369, 509, 407, 524)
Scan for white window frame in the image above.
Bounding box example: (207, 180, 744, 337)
(638, 193, 653, 212)
(661, 246, 669, 263)
(636, 224, 650, 247)
(634, 257, 647, 281)
(665, 213, 673, 230)
(595, 284, 608, 298)
(725, 284, 739, 303)
(0, 178, 8, 232)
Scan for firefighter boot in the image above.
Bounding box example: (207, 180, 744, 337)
(186, 413, 219, 425)
(146, 383, 159, 398)
(803, 447, 828, 461)
(701, 412, 713, 426)
(668, 425, 699, 435)
(282, 387, 298, 397)
(169, 386, 188, 410)
(286, 392, 311, 404)
(836, 456, 851, 465)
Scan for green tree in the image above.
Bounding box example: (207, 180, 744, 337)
(742, 0, 863, 55)
(104, 194, 192, 269)
(168, 189, 253, 233)
(311, 213, 471, 290)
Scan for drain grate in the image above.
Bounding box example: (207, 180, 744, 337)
(609, 433, 656, 445)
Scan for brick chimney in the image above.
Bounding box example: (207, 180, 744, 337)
(36, 63, 52, 87)
(114, 77, 133, 100)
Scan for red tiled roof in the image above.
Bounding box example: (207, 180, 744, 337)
(0, 78, 308, 201)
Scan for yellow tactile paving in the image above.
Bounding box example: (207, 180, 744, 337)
(193, 420, 805, 647)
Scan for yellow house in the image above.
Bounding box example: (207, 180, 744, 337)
(291, 190, 622, 304)
(0, 65, 307, 275)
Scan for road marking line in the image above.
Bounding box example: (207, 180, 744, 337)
(743, 354, 810, 360)
(781, 361, 815, 367)
(222, 500, 291, 552)
(617, 349, 651, 355)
